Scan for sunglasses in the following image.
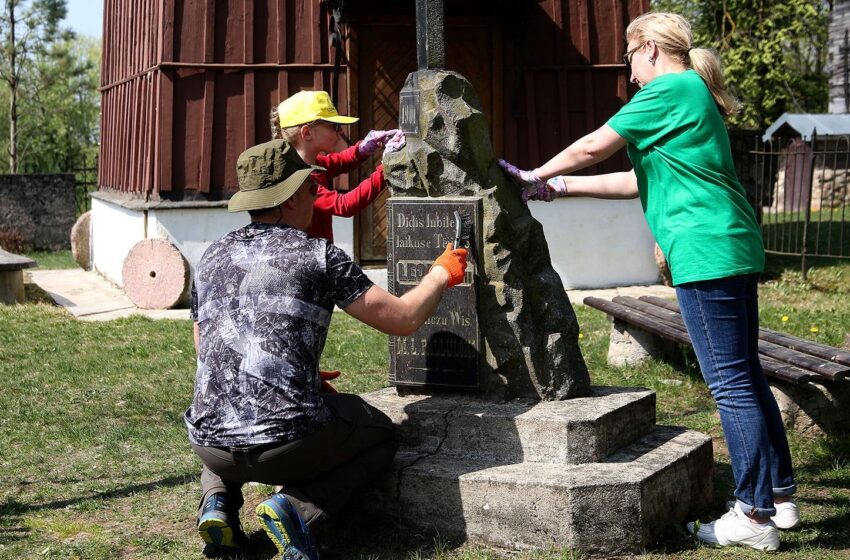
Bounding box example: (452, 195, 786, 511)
(622, 42, 646, 68)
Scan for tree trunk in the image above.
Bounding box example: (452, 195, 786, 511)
(8, 0, 17, 174)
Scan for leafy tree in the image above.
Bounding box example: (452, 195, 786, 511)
(0, 0, 70, 173)
(16, 35, 100, 172)
(651, 0, 830, 129)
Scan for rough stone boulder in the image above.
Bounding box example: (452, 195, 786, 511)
(383, 69, 590, 401)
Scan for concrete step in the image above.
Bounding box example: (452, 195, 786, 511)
(369, 425, 712, 555)
(362, 386, 657, 464)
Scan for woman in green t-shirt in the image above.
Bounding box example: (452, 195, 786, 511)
(500, 12, 797, 552)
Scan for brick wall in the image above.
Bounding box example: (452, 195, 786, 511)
(0, 174, 75, 250)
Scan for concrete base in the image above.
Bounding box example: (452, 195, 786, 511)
(770, 379, 850, 437)
(0, 269, 25, 304)
(608, 319, 681, 368)
(362, 387, 712, 555)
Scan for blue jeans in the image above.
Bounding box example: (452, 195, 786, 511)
(676, 273, 796, 518)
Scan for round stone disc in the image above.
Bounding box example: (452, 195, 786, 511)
(121, 239, 189, 309)
(70, 211, 92, 270)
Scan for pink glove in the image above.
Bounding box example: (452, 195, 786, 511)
(384, 130, 406, 153)
(497, 159, 549, 203)
(545, 176, 568, 199)
(357, 129, 402, 156)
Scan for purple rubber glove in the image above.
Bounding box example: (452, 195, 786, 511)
(497, 158, 548, 203)
(357, 129, 402, 156)
(384, 129, 406, 153)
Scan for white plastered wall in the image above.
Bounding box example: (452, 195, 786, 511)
(90, 197, 147, 287)
(91, 195, 656, 291)
(528, 197, 659, 288)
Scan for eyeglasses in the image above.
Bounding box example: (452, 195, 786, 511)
(310, 121, 342, 133)
(622, 43, 646, 68)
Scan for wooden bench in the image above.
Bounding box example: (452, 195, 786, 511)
(583, 294, 850, 436)
(0, 248, 36, 304)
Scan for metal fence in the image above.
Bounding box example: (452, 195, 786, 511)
(72, 155, 98, 216)
(731, 130, 850, 278)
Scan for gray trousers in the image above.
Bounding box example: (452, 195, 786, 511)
(191, 393, 396, 525)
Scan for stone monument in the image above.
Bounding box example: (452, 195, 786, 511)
(383, 10, 589, 403)
(362, 0, 714, 553)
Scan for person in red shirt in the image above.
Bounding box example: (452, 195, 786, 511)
(270, 90, 405, 242)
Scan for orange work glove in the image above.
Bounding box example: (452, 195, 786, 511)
(430, 243, 468, 288)
(319, 370, 341, 394)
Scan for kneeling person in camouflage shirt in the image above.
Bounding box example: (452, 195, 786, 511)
(185, 139, 468, 559)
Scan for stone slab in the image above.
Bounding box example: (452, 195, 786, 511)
(0, 248, 36, 271)
(70, 211, 92, 269)
(28, 269, 190, 321)
(370, 426, 712, 555)
(121, 239, 189, 309)
(362, 386, 656, 465)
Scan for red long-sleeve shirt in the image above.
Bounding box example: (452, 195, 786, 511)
(307, 142, 385, 242)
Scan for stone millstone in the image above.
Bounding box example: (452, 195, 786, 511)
(70, 211, 92, 270)
(383, 69, 590, 400)
(121, 239, 188, 309)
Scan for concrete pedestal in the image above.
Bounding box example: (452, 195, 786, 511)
(0, 249, 36, 305)
(362, 386, 712, 555)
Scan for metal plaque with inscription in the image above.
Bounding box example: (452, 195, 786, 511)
(399, 91, 420, 136)
(387, 197, 481, 389)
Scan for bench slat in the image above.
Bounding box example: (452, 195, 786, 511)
(757, 340, 848, 381)
(583, 297, 692, 345)
(585, 296, 825, 385)
(614, 296, 846, 380)
(759, 328, 850, 369)
(639, 295, 850, 370)
(0, 248, 36, 271)
(758, 356, 816, 384)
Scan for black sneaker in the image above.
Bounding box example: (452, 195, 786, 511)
(198, 493, 246, 557)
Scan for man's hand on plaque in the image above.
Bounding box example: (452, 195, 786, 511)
(430, 242, 468, 288)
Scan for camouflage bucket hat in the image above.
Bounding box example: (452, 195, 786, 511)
(228, 139, 324, 213)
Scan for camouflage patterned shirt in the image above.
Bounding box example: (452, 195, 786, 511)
(185, 222, 373, 447)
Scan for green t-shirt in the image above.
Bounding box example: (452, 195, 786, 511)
(606, 70, 764, 285)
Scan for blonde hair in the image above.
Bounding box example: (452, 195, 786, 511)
(269, 106, 304, 143)
(626, 12, 739, 116)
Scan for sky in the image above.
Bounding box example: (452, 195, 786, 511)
(63, 0, 103, 39)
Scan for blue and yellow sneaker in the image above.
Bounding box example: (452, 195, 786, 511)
(198, 493, 245, 558)
(255, 493, 319, 560)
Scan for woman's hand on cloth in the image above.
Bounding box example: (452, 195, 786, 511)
(358, 129, 406, 156)
(498, 159, 570, 202)
(498, 159, 550, 203)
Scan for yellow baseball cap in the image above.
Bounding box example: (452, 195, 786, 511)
(276, 90, 359, 128)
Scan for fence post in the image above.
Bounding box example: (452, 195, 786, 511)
(800, 140, 816, 281)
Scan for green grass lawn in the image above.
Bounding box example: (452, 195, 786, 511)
(0, 255, 848, 559)
(23, 250, 78, 270)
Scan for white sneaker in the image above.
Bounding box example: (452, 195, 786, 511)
(688, 503, 780, 551)
(772, 500, 801, 530)
(725, 499, 801, 530)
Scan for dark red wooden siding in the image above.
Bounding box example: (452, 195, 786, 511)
(99, 0, 647, 201)
(99, 0, 344, 200)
